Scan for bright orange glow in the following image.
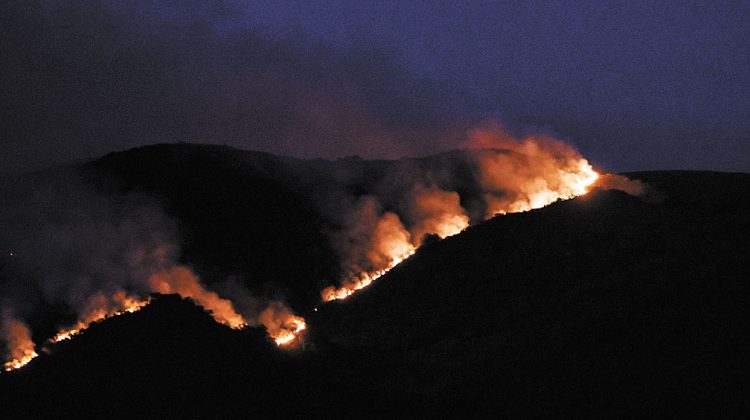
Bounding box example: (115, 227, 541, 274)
(408, 185, 469, 246)
(149, 267, 247, 329)
(271, 316, 307, 346)
(5, 126, 608, 370)
(2, 317, 38, 372)
(50, 291, 150, 343)
(256, 302, 308, 347)
(321, 248, 415, 302)
(3, 350, 39, 372)
(321, 126, 601, 303)
(467, 125, 601, 216)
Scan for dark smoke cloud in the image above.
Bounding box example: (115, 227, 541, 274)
(0, 170, 178, 314)
(0, 168, 309, 348)
(1, 0, 462, 173)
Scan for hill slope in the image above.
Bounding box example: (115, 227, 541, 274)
(1, 155, 749, 417)
(314, 171, 750, 416)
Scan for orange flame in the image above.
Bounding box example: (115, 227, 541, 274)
(2, 317, 38, 372)
(467, 126, 599, 215)
(408, 185, 469, 245)
(257, 302, 308, 346)
(321, 125, 601, 303)
(271, 316, 307, 347)
(50, 291, 150, 343)
(467, 125, 600, 215)
(322, 210, 416, 302)
(321, 247, 415, 302)
(148, 266, 247, 329)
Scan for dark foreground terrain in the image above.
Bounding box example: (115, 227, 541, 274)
(1, 146, 749, 418)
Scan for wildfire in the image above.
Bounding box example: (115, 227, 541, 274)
(490, 161, 600, 215)
(322, 248, 415, 302)
(2, 124, 612, 371)
(3, 350, 39, 372)
(1, 316, 39, 372)
(50, 292, 150, 343)
(321, 126, 602, 303)
(271, 316, 307, 346)
(149, 266, 248, 330)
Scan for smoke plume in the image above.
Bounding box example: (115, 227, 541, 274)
(320, 123, 607, 301)
(1, 314, 38, 371)
(0, 173, 306, 360)
(149, 267, 247, 329)
(406, 184, 469, 246)
(466, 124, 599, 216)
(594, 173, 648, 197)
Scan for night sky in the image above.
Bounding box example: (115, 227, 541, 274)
(2, 0, 748, 173)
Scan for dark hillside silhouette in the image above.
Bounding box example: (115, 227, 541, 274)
(1, 144, 749, 417)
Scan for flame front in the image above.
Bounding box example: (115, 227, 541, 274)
(321, 248, 415, 302)
(50, 291, 150, 344)
(3, 350, 39, 372)
(148, 267, 247, 329)
(3, 125, 609, 370)
(321, 125, 601, 303)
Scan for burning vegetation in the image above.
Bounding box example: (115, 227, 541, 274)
(50, 291, 149, 343)
(2, 316, 38, 372)
(320, 125, 603, 302)
(2, 130, 653, 370)
(2, 266, 307, 371)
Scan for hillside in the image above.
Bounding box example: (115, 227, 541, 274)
(314, 171, 750, 416)
(1, 145, 749, 417)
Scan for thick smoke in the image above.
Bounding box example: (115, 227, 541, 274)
(0, 174, 174, 311)
(406, 184, 469, 246)
(318, 123, 639, 301)
(331, 196, 414, 278)
(149, 267, 246, 329)
(466, 124, 600, 215)
(0, 173, 304, 358)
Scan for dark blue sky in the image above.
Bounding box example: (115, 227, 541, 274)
(2, 0, 748, 172)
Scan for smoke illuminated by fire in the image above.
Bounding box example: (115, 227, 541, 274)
(24, 266, 307, 369)
(467, 125, 599, 216)
(321, 124, 602, 302)
(2, 316, 38, 372)
(407, 185, 470, 246)
(323, 207, 417, 302)
(50, 291, 149, 344)
(149, 267, 247, 329)
(2, 124, 639, 371)
(322, 248, 415, 302)
(258, 302, 308, 346)
(48, 266, 309, 349)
